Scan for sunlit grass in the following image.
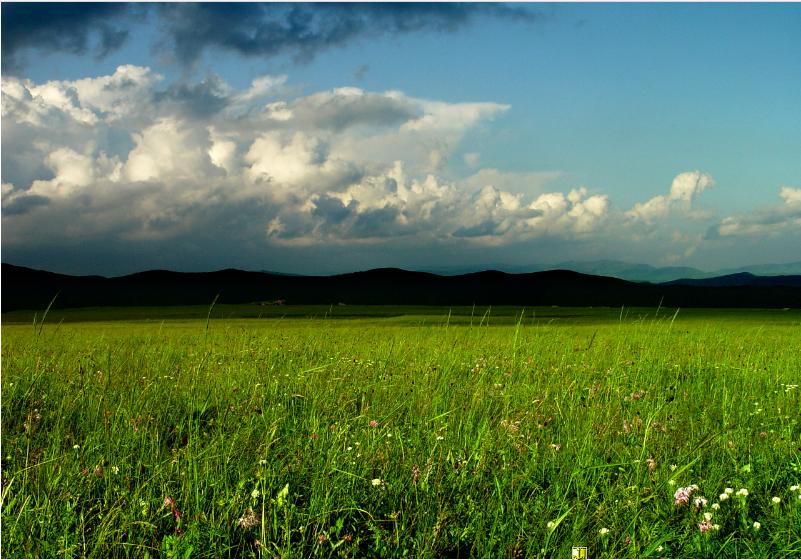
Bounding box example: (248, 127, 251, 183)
(2, 308, 800, 557)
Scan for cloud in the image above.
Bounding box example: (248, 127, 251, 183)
(156, 3, 543, 66)
(714, 186, 801, 237)
(4, 65, 616, 271)
(1, 3, 137, 73)
(626, 171, 714, 224)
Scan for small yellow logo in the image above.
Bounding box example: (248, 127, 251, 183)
(572, 546, 588, 560)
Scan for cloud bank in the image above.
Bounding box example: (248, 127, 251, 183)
(6, 65, 783, 274)
(1, 3, 542, 72)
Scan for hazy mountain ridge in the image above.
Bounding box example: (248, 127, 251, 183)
(3, 263, 800, 312)
(420, 259, 801, 283)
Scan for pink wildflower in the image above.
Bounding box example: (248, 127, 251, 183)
(318, 533, 327, 544)
(698, 520, 713, 534)
(164, 496, 176, 509)
(674, 487, 691, 506)
(369, 420, 378, 428)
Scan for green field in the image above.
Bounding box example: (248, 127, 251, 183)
(2, 306, 800, 558)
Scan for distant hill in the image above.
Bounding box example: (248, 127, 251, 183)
(2, 263, 800, 311)
(420, 259, 801, 283)
(662, 272, 801, 288)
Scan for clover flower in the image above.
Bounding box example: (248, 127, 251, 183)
(772, 496, 781, 504)
(674, 485, 697, 506)
(736, 488, 748, 497)
(599, 527, 610, 535)
(698, 520, 714, 534)
(237, 507, 260, 530)
(753, 521, 761, 530)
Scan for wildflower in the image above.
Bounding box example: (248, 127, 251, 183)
(259, 459, 267, 465)
(436, 435, 445, 441)
(251, 488, 260, 499)
(772, 496, 781, 504)
(753, 521, 761, 530)
(646, 457, 657, 472)
(670, 464, 677, 471)
(725, 487, 734, 494)
(551, 443, 563, 452)
(94, 465, 104, 477)
(674, 486, 696, 506)
(369, 420, 378, 428)
(694, 496, 708, 509)
(309, 433, 319, 441)
(237, 507, 260, 530)
(164, 496, 176, 509)
(790, 484, 800, 492)
(623, 535, 632, 546)
(719, 493, 729, 501)
(253, 539, 261, 548)
(698, 520, 714, 534)
(736, 488, 749, 497)
(412, 464, 421, 485)
(73, 444, 80, 450)
(599, 527, 610, 535)
(668, 479, 677, 486)
(712, 524, 720, 531)
(711, 502, 720, 510)
(703, 512, 713, 521)
(371, 478, 386, 490)
(546, 521, 556, 531)
(656, 546, 664, 553)
(759, 431, 768, 439)
(111, 466, 120, 475)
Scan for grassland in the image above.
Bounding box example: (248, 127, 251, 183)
(2, 305, 800, 558)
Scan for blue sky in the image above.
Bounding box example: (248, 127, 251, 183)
(2, 2, 800, 275)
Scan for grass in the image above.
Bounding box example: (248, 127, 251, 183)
(2, 306, 800, 558)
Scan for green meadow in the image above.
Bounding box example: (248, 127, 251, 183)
(2, 305, 800, 558)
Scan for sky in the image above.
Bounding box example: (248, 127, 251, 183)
(2, 2, 800, 276)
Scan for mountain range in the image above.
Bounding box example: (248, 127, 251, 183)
(418, 259, 801, 283)
(2, 263, 800, 312)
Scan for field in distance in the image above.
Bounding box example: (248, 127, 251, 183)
(2, 307, 800, 557)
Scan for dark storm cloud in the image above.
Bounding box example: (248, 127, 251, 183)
(2, 3, 541, 71)
(312, 195, 357, 223)
(1, 194, 50, 216)
(153, 75, 230, 119)
(1, 3, 136, 73)
(157, 2, 543, 65)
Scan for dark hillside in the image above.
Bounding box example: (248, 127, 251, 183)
(2, 263, 800, 311)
